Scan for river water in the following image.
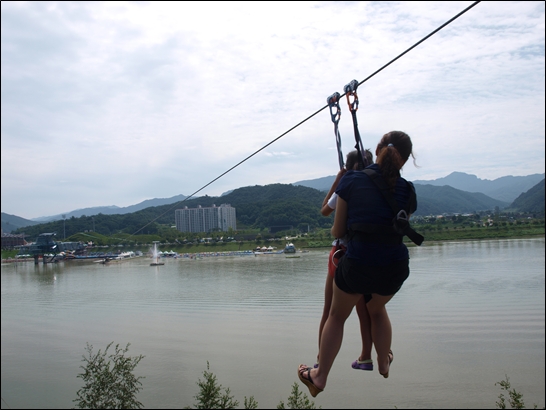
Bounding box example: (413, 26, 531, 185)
(1, 238, 544, 409)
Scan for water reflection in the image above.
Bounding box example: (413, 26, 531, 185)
(1, 238, 544, 409)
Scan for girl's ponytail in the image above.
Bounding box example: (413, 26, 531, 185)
(376, 131, 414, 190)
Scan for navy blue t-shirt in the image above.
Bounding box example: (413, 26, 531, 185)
(335, 164, 417, 266)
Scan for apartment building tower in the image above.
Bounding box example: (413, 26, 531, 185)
(175, 204, 236, 233)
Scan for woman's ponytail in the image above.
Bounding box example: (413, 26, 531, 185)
(376, 131, 414, 190)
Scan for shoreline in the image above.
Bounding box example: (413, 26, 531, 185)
(3, 234, 544, 264)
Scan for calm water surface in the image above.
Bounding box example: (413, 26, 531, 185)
(1, 238, 544, 409)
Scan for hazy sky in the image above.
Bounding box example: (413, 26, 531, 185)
(1, 1, 544, 220)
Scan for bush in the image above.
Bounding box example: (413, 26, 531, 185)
(186, 363, 319, 409)
(72, 345, 543, 410)
(277, 383, 319, 409)
(73, 342, 145, 409)
(495, 375, 541, 409)
(185, 361, 241, 409)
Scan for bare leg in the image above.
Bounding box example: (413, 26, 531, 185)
(317, 273, 334, 363)
(366, 293, 394, 376)
(309, 281, 361, 390)
(355, 296, 373, 361)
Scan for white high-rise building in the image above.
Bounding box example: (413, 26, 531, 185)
(175, 204, 236, 233)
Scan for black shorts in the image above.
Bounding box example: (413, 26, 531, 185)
(334, 256, 409, 303)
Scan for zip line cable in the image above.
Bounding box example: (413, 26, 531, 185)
(354, 1, 481, 89)
(128, 106, 326, 236)
(126, 0, 481, 239)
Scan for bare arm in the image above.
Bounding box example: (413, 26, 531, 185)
(331, 196, 348, 239)
(321, 168, 346, 216)
(321, 201, 335, 217)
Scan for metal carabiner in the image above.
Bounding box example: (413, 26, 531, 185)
(327, 92, 341, 125)
(344, 79, 359, 93)
(343, 80, 359, 113)
(332, 248, 344, 268)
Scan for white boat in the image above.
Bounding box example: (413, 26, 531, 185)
(283, 243, 296, 253)
(115, 251, 135, 260)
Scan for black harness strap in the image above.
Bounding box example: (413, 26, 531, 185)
(327, 92, 344, 170)
(350, 169, 424, 246)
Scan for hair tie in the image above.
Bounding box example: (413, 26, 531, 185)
(387, 143, 394, 147)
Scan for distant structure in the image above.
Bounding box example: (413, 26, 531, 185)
(1, 232, 27, 249)
(175, 204, 236, 233)
(16, 232, 87, 264)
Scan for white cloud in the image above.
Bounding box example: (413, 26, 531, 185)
(1, 1, 544, 219)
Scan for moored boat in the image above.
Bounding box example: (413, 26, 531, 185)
(283, 243, 296, 253)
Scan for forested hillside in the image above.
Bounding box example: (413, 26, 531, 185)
(412, 184, 509, 216)
(220, 184, 330, 229)
(1, 213, 40, 233)
(11, 181, 541, 240)
(12, 184, 333, 239)
(507, 179, 545, 214)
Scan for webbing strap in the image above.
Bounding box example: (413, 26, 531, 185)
(343, 80, 369, 168)
(327, 92, 344, 170)
(363, 169, 398, 209)
(363, 169, 424, 246)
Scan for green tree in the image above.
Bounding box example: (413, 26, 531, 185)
(244, 396, 259, 409)
(495, 375, 539, 409)
(73, 342, 145, 409)
(277, 383, 319, 409)
(185, 362, 241, 409)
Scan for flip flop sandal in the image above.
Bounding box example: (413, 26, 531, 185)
(380, 350, 394, 378)
(297, 365, 323, 397)
(351, 358, 373, 371)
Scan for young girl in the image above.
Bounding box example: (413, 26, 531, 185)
(316, 149, 374, 371)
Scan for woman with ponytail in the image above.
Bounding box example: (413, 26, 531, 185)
(298, 131, 418, 397)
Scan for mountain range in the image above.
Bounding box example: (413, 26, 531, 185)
(293, 171, 545, 203)
(30, 194, 188, 222)
(412, 172, 545, 203)
(2, 172, 544, 234)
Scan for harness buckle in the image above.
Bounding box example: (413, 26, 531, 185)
(396, 209, 409, 221)
(393, 210, 410, 235)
